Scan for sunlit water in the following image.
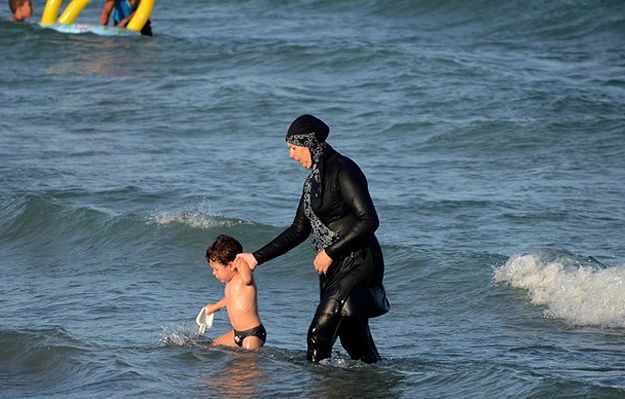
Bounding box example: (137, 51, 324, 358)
(2, 0, 625, 397)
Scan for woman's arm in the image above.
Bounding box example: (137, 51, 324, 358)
(251, 193, 311, 265)
(325, 161, 379, 259)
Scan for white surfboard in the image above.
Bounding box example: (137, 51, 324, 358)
(44, 23, 140, 37)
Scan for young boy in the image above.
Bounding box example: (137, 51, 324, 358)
(203, 234, 266, 350)
(8, 0, 32, 22)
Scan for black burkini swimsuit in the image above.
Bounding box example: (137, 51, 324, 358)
(252, 141, 389, 364)
(233, 324, 266, 347)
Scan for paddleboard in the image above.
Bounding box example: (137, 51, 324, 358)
(44, 23, 140, 37)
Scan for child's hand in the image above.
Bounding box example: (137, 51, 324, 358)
(204, 304, 219, 315)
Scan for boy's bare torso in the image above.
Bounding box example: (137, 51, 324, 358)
(225, 274, 261, 331)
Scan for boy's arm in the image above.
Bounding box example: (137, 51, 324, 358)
(100, 0, 115, 26)
(235, 257, 254, 285)
(116, 11, 136, 28)
(204, 297, 226, 315)
(116, 0, 142, 28)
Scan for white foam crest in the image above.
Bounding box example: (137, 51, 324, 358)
(494, 254, 625, 327)
(148, 209, 251, 229)
(149, 210, 221, 229)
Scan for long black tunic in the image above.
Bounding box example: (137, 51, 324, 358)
(253, 145, 389, 318)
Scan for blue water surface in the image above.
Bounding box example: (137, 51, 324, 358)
(1, 1, 625, 398)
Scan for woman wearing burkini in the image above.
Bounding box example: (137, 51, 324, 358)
(238, 114, 389, 363)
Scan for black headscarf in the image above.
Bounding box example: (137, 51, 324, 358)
(285, 114, 330, 144)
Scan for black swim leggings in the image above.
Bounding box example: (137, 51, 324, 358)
(307, 311, 381, 364)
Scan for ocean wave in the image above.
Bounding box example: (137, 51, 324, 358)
(494, 251, 625, 328)
(0, 194, 139, 246)
(357, 0, 625, 43)
(0, 327, 167, 396)
(0, 327, 84, 361)
(0, 327, 92, 388)
(0, 194, 261, 251)
(147, 209, 253, 230)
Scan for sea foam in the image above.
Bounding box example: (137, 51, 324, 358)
(148, 209, 251, 230)
(494, 253, 625, 328)
(159, 326, 197, 347)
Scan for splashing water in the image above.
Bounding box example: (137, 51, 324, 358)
(147, 209, 252, 230)
(159, 326, 197, 347)
(494, 253, 625, 327)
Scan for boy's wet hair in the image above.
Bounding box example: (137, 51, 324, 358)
(8, 0, 30, 13)
(206, 234, 243, 265)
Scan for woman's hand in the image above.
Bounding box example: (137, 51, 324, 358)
(236, 253, 258, 271)
(313, 250, 333, 275)
(233, 257, 253, 285)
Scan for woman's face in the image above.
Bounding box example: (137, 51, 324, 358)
(287, 143, 312, 169)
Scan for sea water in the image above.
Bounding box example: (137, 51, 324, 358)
(1, 1, 625, 397)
